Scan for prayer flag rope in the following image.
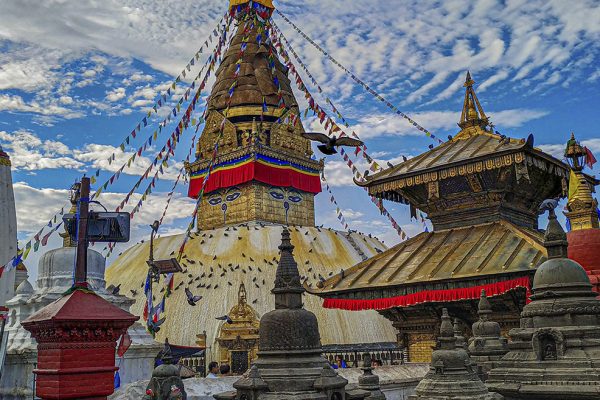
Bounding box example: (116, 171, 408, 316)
(97, 13, 231, 178)
(275, 10, 443, 145)
(268, 22, 409, 239)
(92, 18, 232, 199)
(320, 172, 350, 231)
(0, 204, 69, 276)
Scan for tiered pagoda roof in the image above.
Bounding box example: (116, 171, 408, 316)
(311, 72, 598, 323)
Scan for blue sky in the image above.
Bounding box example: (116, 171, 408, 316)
(0, 0, 599, 281)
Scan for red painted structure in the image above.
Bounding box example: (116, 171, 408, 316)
(568, 229, 600, 295)
(21, 289, 137, 400)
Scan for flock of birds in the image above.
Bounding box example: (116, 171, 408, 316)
(123, 223, 383, 329)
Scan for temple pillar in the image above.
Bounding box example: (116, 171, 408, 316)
(21, 289, 137, 400)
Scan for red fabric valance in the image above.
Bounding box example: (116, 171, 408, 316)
(188, 161, 322, 198)
(322, 276, 531, 311)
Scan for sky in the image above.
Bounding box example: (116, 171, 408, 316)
(0, 0, 599, 284)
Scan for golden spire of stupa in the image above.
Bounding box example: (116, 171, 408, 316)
(458, 71, 489, 130)
(565, 132, 599, 230)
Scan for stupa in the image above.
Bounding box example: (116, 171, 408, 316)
(0, 187, 161, 399)
(409, 308, 502, 400)
(105, 0, 397, 357)
(467, 291, 508, 381)
(0, 145, 17, 305)
(214, 228, 368, 399)
(563, 133, 600, 294)
(486, 209, 600, 399)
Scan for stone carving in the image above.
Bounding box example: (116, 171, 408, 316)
(409, 308, 502, 400)
(144, 340, 187, 400)
(487, 210, 600, 399)
(467, 290, 508, 381)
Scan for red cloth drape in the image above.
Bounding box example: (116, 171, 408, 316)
(188, 161, 321, 198)
(322, 276, 531, 311)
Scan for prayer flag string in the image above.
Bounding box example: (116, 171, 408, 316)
(268, 21, 409, 239)
(275, 10, 443, 145)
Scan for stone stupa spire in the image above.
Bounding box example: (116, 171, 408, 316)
(216, 227, 363, 399)
(0, 146, 17, 304)
(409, 308, 502, 400)
(487, 210, 600, 399)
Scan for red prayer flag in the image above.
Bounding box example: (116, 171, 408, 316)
(117, 332, 132, 357)
(585, 147, 597, 168)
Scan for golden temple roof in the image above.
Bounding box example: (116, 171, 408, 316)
(311, 221, 547, 294)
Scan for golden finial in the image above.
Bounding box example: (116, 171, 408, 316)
(458, 71, 489, 130)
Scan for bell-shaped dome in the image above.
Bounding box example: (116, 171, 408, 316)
(532, 210, 594, 296)
(15, 279, 34, 295)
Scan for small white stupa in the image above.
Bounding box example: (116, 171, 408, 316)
(0, 145, 17, 305)
(0, 184, 162, 399)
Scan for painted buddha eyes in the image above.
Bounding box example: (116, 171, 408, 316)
(270, 191, 285, 200)
(209, 190, 241, 206)
(225, 192, 241, 202)
(270, 189, 302, 203)
(208, 197, 222, 206)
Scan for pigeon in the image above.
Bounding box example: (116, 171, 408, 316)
(539, 197, 560, 213)
(111, 284, 121, 295)
(308, 249, 313, 253)
(318, 274, 325, 282)
(363, 170, 370, 178)
(447, 135, 453, 141)
(188, 274, 193, 278)
(526, 133, 534, 147)
(387, 161, 394, 168)
(242, 253, 246, 258)
(147, 317, 166, 333)
(213, 255, 217, 260)
(214, 284, 219, 289)
(216, 315, 233, 324)
(254, 283, 259, 288)
(130, 289, 138, 296)
(185, 288, 202, 306)
(402, 155, 408, 162)
(302, 133, 364, 155)
(228, 281, 232, 286)
(249, 257, 254, 262)
(328, 271, 333, 276)
(428, 144, 434, 149)
(252, 299, 258, 304)
(257, 267, 262, 273)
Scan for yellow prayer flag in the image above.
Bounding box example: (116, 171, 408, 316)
(568, 169, 580, 200)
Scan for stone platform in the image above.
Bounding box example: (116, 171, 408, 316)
(109, 364, 429, 400)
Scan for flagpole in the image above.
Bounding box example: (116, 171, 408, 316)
(74, 177, 90, 288)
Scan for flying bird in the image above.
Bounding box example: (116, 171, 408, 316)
(147, 317, 166, 333)
(216, 315, 233, 324)
(539, 197, 560, 213)
(130, 289, 138, 296)
(185, 288, 202, 306)
(302, 133, 363, 155)
(110, 284, 121, 295)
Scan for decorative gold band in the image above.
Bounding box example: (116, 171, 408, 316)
(0, 157, 11, 167)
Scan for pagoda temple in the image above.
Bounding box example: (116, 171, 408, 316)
(106, 0, 397, 362)
(311, 72, 599, 363)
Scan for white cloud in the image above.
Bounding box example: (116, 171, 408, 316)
(0, 94, 84, 119)
(106, 87, 126, 102)
(0, 130, 84, 170)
